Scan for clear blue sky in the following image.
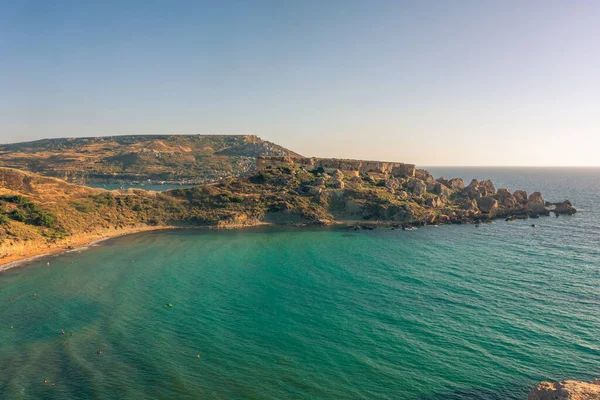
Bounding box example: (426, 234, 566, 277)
(1, 0, 598, 166)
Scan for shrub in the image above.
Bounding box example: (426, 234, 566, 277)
(31, 211, 56, 227)
(1, 195, 31, 205)
(10, 209, 27, 222)
(0, 214, 9, 225)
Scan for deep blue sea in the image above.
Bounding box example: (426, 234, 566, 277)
(1, 168, 599, 399)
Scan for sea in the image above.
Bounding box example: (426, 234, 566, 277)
(1, 167, 598, 399)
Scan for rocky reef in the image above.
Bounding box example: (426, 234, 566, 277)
(529, 378, 600, 400)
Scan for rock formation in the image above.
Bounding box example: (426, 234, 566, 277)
(527, 192, 549, 215)
(552, 200, 577, 215)
(256, 156, 416, 179)
(529, 378, 600, 400)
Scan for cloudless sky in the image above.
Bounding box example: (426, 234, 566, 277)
(1, 0, 598, 166)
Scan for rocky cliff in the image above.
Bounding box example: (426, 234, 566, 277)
(529, 379, 600, 400)
(257, 156, 416, 178)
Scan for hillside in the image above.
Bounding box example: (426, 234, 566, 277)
(0, 135, 301, 185)
(0, 160, 576, 268)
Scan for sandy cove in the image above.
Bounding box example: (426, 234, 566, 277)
(0, 221, 279, 273)
(0, 225, 176, 272)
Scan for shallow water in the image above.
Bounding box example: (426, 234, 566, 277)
(1, 168, 599, 399)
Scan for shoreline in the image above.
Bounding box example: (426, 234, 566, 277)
(0, 225, 176, 273)
(0, 210, 567, 273)
(0, 221, 279, 273)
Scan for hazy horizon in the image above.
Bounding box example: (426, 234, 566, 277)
(2, 1, 598, 166)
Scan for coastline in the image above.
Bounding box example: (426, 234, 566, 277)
(0, 221, 280, 273)
(0, 225, 175, 273)
(0, 212, 558, 273)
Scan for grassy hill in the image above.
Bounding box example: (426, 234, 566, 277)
(0, 135, 301, 185)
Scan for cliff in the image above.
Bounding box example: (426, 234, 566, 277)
(529, 379, 600, 400)
(0, 135, 301, 185)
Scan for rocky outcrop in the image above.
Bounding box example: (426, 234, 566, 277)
(513, 190, 528, 205)
(477, 196, 499, 214)
(553, 200, 577, 215)
(332, 169, 345, 189)
(407, 178, 427, 197)
(527, 192, 548, 214)
(438, 177, 465, 191)
(495, 188, 516, 207)
(529, 378, 600, 400)
(256, 156, 416, 178)
(433, 182, 451, 197)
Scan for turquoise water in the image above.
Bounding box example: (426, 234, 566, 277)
(1, 168, 599, 399)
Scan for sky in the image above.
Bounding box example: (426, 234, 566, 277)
(1, 1, 598, 166)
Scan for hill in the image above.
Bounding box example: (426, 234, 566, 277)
(0, 134, 301, 185)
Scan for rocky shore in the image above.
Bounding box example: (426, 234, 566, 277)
(529, 378, 600, 400)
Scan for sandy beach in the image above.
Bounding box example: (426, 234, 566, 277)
(0, 225, 174, 272)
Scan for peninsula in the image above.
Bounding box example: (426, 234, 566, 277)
(0, 147, 576, 269)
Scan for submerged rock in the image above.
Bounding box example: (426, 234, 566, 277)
(529, 378, 600, 400)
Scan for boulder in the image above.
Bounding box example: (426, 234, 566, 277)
(460, 199, 479, 212)
(407, 178, 427, 196)
(424, 197, 440, 208)
(438, 177, 465, 191)
(331, 169, 345, 189)
(433, 182, 451, 197)
(554, 200, 577, 215)
(480, 180, 496, 196)
(513, 190, 528, 205)
(529, 379, 600, 400)
(477, 196, 499, 214)
(495, 188, 517, 208)
(463, 179, 482, 199)
(415, 169, 435, 183)
(527, 192, 547, 213)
